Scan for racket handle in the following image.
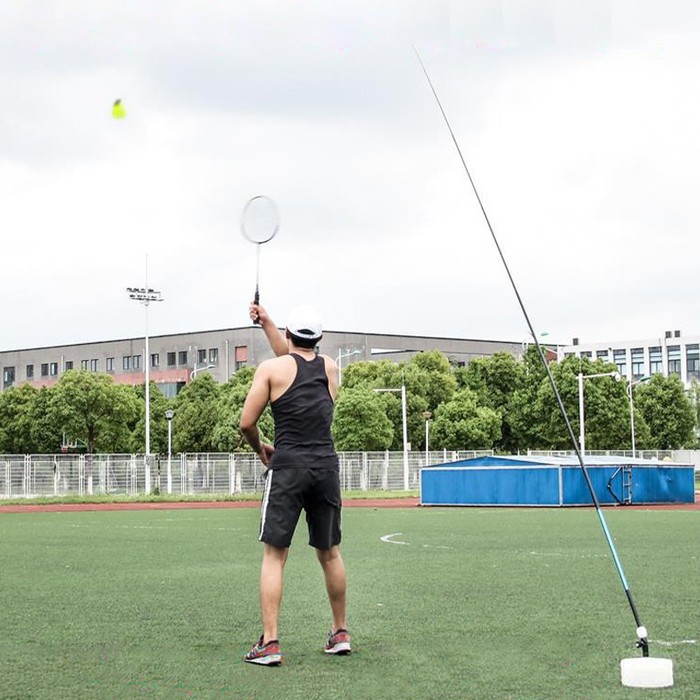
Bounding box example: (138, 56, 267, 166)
(253, 289, 260, 325)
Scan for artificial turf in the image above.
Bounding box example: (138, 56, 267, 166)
(0, 506, 698, 699)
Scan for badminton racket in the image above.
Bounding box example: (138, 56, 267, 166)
(240, 195, 280, 323)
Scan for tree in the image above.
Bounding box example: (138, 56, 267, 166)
(332, 388, 394, 451)
(50, 370, 139, 453)
(458, 352, 524, 452)
(0, 384, 38, 453)
(130, 382, 173, 454)
(431, 388, 501, 450)
(212, 367, 274, 452)
(635, 374, 697, 449)
(172, 374, 221, 453)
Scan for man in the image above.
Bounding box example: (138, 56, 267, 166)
(240, 302, 350, 666)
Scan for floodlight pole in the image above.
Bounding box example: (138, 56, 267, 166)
(627, 377, 651, 458)
(126, 283, 163, 458)
(374, 384, 409, 490)
(578, 371, 621, 457)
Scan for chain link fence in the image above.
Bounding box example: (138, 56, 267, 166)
(0, 450, 493, 499)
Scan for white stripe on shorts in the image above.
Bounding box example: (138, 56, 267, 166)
(259, 470, 273, 541)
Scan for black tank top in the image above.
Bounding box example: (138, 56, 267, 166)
(269, 353, 339, 470)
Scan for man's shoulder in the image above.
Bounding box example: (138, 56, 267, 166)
(318, 354, 338, 368)
(258, 355, 296, 372)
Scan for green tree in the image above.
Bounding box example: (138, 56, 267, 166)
(28, 387, 64, 453)
(431, 388, 501, 450)
(332, 387, 394, 451)
(0, 384, 38, 453)
(212, 367, 274, 452)
(172, 374, 221, 453)
(50, 370, 139, 453)
(458, 352, 524, 452)
(130, 383, 173, 454)
(635, 374, 696, 449)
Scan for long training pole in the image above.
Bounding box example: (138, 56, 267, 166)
(414, 47, 649, 656)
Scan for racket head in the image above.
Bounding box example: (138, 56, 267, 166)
(240, 195, 280, 244)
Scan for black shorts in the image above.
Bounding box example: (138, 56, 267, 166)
(259, 468, 342, 550)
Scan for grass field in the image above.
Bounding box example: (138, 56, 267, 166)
(1, 506, 698, 699)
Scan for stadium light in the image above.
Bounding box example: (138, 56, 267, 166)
(126, 283, 163, 458)
(578, 371, 622, 456)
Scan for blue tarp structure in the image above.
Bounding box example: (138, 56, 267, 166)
(420, 455, 695, 507)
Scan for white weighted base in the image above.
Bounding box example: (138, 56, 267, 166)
(620, 657, 674, 688)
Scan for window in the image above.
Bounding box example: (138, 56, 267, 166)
(123, 355, 131, 370)
(50, 362, 58, 377)
(26, 364, 34, 379)
(687, 344, 700, 382)
(613, 349, 627, 376)
(65, 361, 73, 371)
(235, 345, 248, 371)
(167, 352, 177, 367)
(178, 351, 188, 366)
(209, 348, 218, 364)
(667, 345, 681, 376)
(197, 348, 207, 364)
(90, 359, 99, 372)
(106, 357, 115, 372)
(649, 346, 662, 374)
(3, 366, 15, 389)
(42, 363, 51, 376)
(133, 354, 141, 370)
(80, 360, 88, 370)
(631, 348, 644, 379)
(151, 353, 160, 368)
(580, 351, 592, 358)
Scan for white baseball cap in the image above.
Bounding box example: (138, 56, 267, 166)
(286, 305, 323, 341)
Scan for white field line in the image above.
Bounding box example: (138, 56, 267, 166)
(650, 639, 697, 647)
(379, 532, 451, 549)
(380, 532, 409, 545)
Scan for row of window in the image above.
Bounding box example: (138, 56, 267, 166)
(1, 347, 237, 389)
(574, 344, 700, 381)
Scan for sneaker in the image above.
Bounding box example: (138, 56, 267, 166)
(244, 636, 282, 666)
(324, 628, 351, 655)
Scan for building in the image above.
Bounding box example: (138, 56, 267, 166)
(0, 326, 523, 396)
(558, 330, 700, 388)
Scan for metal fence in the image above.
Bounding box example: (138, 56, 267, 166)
(0, 450, 493, 499)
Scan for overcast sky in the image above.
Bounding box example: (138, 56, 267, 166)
(2, 1, 699, 352)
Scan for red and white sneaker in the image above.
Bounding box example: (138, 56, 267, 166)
(244, 636, 282, 666)
(324, 628, 351, 655)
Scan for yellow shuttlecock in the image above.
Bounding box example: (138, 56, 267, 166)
(112, 99, 126, 119)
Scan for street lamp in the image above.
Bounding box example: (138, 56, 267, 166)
(374, 384, 409, 490)
(190, 363, 216, 380)
(423, 411, 432, 465)
(627, 376, 651, 458)
(126, 284, 164, 456)
(165, 409, 174, 494)
(577, 371, 621, 456)
(337, 348, 362, 385)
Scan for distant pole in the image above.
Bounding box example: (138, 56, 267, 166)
(374, 384, 410, 490)
(337, 348, 362, 385)
(165, 409, 174, 493)
(127, 274, 163, 456)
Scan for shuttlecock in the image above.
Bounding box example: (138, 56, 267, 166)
(112, 99, 126, 119)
